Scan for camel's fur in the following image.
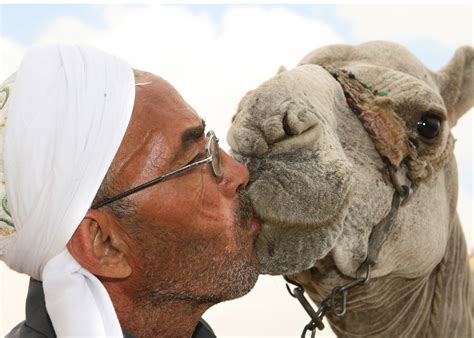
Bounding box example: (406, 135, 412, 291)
(228, 41, 473, 337)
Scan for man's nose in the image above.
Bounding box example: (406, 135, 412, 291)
(218, 150, 250, 197)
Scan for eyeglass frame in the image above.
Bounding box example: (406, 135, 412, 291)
(91, 130, 222, 209)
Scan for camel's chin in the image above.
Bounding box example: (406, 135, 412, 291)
(254, 187, 353, 276)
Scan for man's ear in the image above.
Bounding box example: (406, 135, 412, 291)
(435, 46, 474, 127)
(67, 210, 133, 279)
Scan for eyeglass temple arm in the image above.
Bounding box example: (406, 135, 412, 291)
(91, 157, 212, 209)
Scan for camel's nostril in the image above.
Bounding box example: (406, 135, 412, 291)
(283, 112, 297, 136)
(280, 101, 319, 139)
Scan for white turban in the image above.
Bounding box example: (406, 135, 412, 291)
(0, 44, 135, 336)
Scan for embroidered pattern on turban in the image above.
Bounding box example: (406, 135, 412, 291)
(0, 73, 15, 238)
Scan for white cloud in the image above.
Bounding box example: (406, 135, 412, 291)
(336, 5, 473, 47)
(32, 5, 344, 147)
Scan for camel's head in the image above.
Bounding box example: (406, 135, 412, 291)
(227, 41, 473, 279)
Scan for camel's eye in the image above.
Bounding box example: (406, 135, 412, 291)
(417, 114, 441, 140)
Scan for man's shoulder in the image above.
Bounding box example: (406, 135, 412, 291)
(7, 317, 215, 338)
(5, 320, 48, 338)
(6, 319, 215, 338)
(11, 278, 216, 338)
(7, 320, 215, 338)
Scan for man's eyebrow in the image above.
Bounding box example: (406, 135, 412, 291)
(181, 122, 205, 145)
(173, 119, 206, 163)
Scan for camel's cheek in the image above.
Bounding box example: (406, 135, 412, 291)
(379, 174, 450, 277)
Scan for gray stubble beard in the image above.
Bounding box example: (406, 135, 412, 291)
(138, 187, 260, 306)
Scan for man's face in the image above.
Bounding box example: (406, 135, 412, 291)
(111, 73, 260, 304)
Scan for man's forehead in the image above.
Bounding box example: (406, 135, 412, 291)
(128, 71, 204, 147)
(114, 73, 206, 177)
(133, 68, 154, 83)
(133, 72, 199, 119)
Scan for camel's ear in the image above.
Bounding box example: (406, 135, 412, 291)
(276, 65, 287, 74)
(435, 46, 474, 127)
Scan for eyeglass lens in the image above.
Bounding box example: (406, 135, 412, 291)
(208, 132, 223, 177)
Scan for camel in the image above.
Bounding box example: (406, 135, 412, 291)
(227, 41, 473, 337)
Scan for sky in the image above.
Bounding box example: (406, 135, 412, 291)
(0, 4, 473, 337)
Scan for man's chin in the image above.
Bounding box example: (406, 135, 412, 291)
(217, 258, 259, 302)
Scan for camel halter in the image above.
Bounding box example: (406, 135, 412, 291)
(285, 66, 416, 338)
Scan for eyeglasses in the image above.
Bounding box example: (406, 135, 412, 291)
(91, 130, 223, 209)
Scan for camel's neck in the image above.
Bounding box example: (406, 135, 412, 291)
(293, 216, 473, 337)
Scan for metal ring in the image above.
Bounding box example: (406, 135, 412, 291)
(302, 322, 318, 338)
(388, 165, 416, 207)
(284, 275, 304, 289)
(330, 287, 347, 317)
(400, 183, 416, 206)
(388, 165, 407, 196)
(355, 258, 371, 284)
(286, 283, 299, 298)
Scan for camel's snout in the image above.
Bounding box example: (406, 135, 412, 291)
(228, 64, 342, 159)
(227, 98, 322, 158)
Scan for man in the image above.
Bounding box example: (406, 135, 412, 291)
(0, 45, 261, 337)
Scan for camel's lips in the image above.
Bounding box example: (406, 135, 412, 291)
(248, 211, 262, 237)
(254, 179, 354, 275)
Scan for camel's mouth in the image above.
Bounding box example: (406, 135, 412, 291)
(235, 149, 354, 275)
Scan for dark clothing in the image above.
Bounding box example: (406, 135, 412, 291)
(6, 278, 216, 338)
